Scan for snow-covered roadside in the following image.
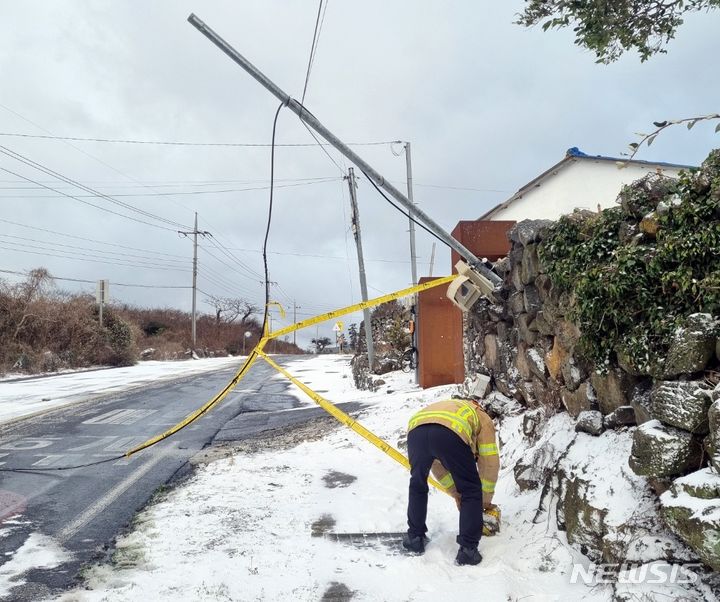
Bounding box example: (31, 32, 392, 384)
(28, 357, 688, 602)
(0, 355, 244, 425)
(4, 354, 707, 601)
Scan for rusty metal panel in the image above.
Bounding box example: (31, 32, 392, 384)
(450, 220, 515, 268)
(417, 276, 464, 389)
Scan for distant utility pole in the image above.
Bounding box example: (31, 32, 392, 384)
(292, 300, 300, 347)
(178, 212, 210, 353)
(404, 142, 418, 287)
(346, 168, 376, 371)
(429, 242, 436, 277)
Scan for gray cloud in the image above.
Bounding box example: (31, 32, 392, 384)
(1, 1, 718, 346)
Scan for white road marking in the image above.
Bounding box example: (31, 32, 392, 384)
(0, 453, 7, 466)
(56, 445, 172, 543)
(103, 436, 145, 452)
(32, 454, 83, 467)
(0, 438, 59, 451)
(68, 436, 117, 451)
(82, 408, 157, 425)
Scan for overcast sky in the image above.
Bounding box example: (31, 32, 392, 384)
(1, 1, 718, 348)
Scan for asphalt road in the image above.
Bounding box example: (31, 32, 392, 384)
(0, 356, 360, 601)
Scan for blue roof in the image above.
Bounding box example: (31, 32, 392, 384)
(565, 146, 695, 170)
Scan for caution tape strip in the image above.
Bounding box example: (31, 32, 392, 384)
(266, 275, 455, 340)
(124, 275, 455, 462)
(125, 339, 267, 457)
(256, 349, 450, 496)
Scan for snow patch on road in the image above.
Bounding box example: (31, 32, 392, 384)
(0, 533, 70, 596)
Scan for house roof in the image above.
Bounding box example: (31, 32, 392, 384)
(478, 147, 695, 220)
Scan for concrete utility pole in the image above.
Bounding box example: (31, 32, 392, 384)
(404, 142, 418, 287)
(347, 168, 376, 370)
(187, 13, 501, 291)
(292, 301, 300, 347)
(178, 212, 210, 353)
(404, 142, 419, 384)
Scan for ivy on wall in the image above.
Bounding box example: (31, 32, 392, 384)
(538, 149, 720, 373)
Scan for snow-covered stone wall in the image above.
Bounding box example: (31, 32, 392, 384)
(464, 217, 720, 574)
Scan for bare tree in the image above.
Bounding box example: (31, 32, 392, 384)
(205, 296, 260, 325)
(311, 337, 332, 353)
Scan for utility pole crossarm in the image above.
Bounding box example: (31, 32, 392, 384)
(187, 13, 501, 289)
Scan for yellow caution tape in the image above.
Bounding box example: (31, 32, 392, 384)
(125, 275, 454, 460)
(125, 338, 267, 457)
(256, 349, 451, 496)
(266, 275, 454, 341)
(266, 300, 286, 320)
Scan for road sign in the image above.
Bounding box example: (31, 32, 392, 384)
(332, 321, 344, 332)
(95, 280, 109, 304)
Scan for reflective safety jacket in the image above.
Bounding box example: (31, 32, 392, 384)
(408, 399, 500, 504)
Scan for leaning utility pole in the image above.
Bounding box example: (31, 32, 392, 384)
(187, 13, 501, 292)
(347, 168, 376, 370)
(404, 142, 418, 287)
(178, 212, 210, 353)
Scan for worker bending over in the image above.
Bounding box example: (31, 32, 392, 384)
(402, 397, 499, 565)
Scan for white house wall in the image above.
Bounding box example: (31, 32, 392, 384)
(490, 159, 684, 221)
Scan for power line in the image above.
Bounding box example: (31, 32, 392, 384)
(0, 268, 191, 289)
(301, 0, 326, 110)
(0, 131, 398, 148)
(198, 244, 263, 285)
(0, 145, 189, 229)
(205, 235, 264, 280)
(0, 217, 188, 260)
(0, 242, 192, 272)
(0, 178, 341, 198)
(361, 169, 452, 251)
(0, 175, 339, 190)
(0, 233, 187, 266)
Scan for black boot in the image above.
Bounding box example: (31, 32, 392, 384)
(401, 533, 429, 554)
(455, 545, 482, 565)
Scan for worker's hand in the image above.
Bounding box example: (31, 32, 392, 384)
(483, 501, 497, 511)
(482, 504, 501, 536)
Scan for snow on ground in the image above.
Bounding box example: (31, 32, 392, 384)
(0, 355, 243, 425)
(3, 354, 707, 601)
(45, 355, 606, 601)
(1, 529, 71, 597)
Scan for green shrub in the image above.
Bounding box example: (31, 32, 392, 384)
(539, 149, 720, 373)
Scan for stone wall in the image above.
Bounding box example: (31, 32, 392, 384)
(465, 219, 720, 572)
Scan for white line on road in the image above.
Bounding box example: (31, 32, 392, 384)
(56, 446, 172, 544)
(82, 408, 157, 425)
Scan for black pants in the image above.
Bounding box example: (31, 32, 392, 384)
(407, 423, 483, 548)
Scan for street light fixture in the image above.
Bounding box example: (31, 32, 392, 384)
(243, 331, 252, 355)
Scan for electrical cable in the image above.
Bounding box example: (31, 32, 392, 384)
(0, 242, 192, 272)
(0, 217, 188, 260)
(0, 146, 188, 230)
(0, 178, 341, 198)
(0, 455, 126, 474)
(0, 131, 397, 147)
(360, 169, 452, 250)
(301, 0, 325, 113)
(0, 166, 179, 233)
(0, 268, 191, 289)
(0, 101, 286, 472)
(0, 233, 187, 266)
(261, 103, 286, 334)
(205, 235, 264, 280)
